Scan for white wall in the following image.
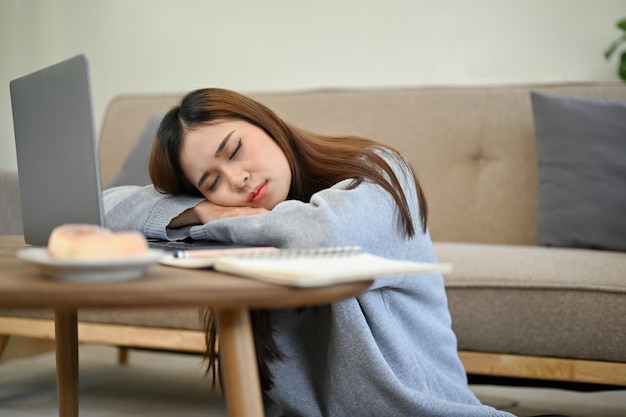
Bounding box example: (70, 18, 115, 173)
(1, 0, 624, 171)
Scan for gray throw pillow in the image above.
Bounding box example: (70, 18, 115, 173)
(531, 91, 626, 252)
(108, 114, 163, 187)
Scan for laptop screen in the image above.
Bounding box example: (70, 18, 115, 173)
(10, 55, 105, 246)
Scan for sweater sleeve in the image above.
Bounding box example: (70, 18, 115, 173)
(190, 179, 399, 248)
(103, 185, 205, 241)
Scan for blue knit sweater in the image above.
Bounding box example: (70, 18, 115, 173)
(103, 155, 515, 417)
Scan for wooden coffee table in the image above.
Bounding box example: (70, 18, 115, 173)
(0, 235, 371, 417)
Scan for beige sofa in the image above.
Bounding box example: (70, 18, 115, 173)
(1, 83, 625, 387)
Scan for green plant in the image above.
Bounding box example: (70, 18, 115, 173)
(605, 18, 626, 81)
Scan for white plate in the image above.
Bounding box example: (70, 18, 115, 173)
(17, 247, 165, 283)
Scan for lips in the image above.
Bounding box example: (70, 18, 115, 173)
(248, 181, 268, 204)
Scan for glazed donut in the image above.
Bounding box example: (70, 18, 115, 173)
(48, 224, 148, 261)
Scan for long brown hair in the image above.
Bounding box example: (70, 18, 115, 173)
(149, 88, 429, 391)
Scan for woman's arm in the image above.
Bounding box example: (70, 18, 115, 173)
(191, 182, 425, 262)
(104, 185, 269, 239)
(103, 185, 205, 240)
(191, 180, 401, 247)
(170, 201, 269, 228)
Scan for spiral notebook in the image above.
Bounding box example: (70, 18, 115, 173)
(160, 246, 452, 287)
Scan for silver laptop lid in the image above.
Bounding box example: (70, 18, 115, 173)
(10, 55, 105, 246)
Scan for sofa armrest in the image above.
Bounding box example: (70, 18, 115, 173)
(0, 170, 23, 235)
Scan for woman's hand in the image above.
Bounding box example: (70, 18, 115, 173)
(168, 200, 269, 228)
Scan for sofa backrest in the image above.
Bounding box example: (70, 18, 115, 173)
(0, 170, 22, 235)
(99, 83, 626, 245)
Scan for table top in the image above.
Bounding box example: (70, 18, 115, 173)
(0, 235, 371, 309)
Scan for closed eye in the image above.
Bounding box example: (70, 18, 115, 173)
(207, 138, 242, 192)
(229, 138, 242, 160)
(208, 175, 220, 192)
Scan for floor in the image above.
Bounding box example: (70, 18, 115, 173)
(0, 339, 624, 417)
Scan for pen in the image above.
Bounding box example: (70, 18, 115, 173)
(173, 246, 278, 259)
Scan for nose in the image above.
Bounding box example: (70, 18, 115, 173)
(228, 170, 249, 191)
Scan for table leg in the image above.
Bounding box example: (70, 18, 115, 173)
(215, 308, 264, 417)
(55, 309, 79, 417)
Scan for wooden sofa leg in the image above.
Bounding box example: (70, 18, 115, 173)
(117, 347, 130, 364)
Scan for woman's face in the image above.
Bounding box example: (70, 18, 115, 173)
(179, 120, 292, 210)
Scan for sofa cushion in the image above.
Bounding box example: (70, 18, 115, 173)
(531, 91, 626, 252)
(435, 242, 626, 363)
(108, 114, 162, 188)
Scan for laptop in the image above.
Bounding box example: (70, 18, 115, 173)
(10, 54, 248, 252)
(10, 55, 104, 246)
